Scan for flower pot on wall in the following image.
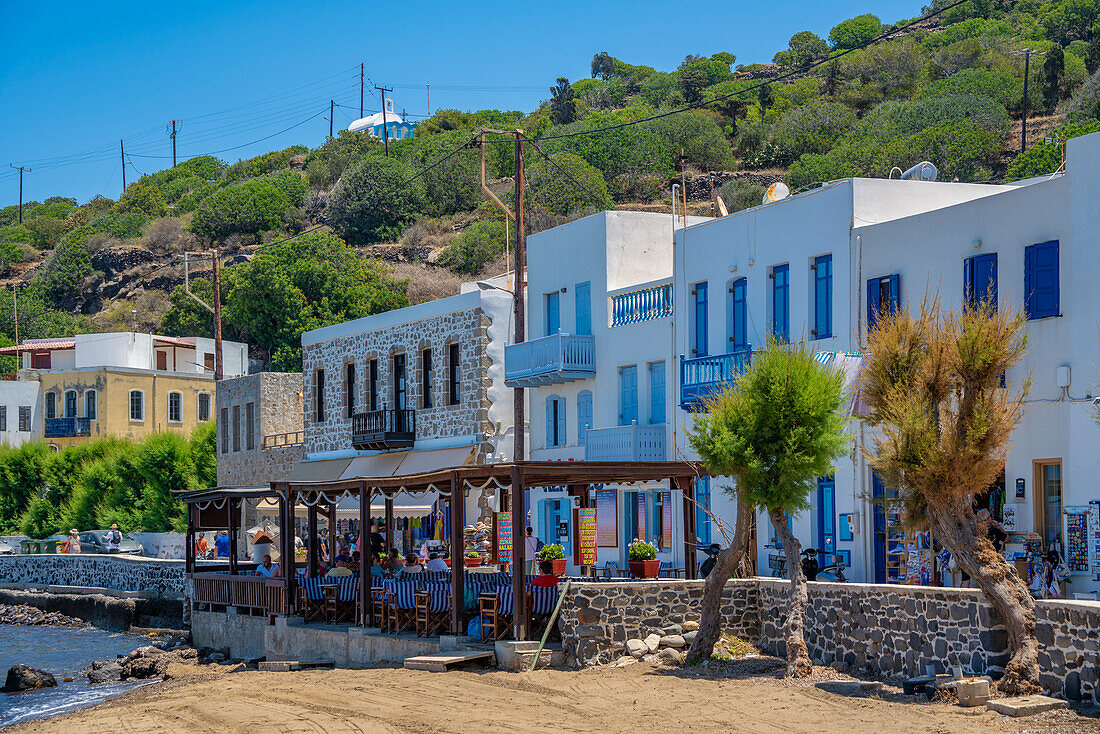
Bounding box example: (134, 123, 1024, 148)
(549, 558, 567, 576)
(629, 559, 659, 579)
(464, 557, 483, 568)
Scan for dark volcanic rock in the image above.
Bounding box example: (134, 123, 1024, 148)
(2, 664, 58, 693)
(87, 663, 123, 685)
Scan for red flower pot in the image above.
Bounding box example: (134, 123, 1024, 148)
(629, 559, 659, 579)
(464, 557, 483, 568)
(545, 558, 567, 576)
(443, 557, 451, 567)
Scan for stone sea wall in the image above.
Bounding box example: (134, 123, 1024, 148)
(557, 577, 1100, 703)
(0, 554, 186, 599)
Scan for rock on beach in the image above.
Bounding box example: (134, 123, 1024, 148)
(2, 664, 58, 693)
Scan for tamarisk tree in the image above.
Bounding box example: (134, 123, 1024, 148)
(862, 300, 1039, 694)
(685, 342, 848, 675)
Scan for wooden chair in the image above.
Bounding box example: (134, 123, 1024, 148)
(415, 582, 451, 637)
(479, 587, 512, 643)
(325, 575, 358, 624)
(297, 577, 327, 624)
(369, 577, 388, 630)
(601, 561, 619, 579)
(528, 584, 560, 640)
(388, 580, 418, 634)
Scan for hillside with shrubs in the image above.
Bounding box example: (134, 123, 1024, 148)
(2, 0, 1099, 372)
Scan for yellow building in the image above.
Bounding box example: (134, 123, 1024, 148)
(0, 333, 248, 448)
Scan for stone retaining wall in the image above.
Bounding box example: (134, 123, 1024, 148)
(0, 554, 186, 599)
(557, 577, 1100, 702)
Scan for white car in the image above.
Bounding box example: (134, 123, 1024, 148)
(0, 540, 15, 555)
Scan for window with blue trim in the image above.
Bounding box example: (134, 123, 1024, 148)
(545, 395, 566, 447)
(577, 390, 593, 444)
(728, 277, 747, 350)
(691, 282, 708, 356)
(648, 361, 665, 425)
(770, 264, 789, 342)
(964, 253, 998, 311)
(867, 273, 900, 331)
(545, 292, 560, 335)
(618, 365, 638, 426)
(813, 255, 832, 339)
(695, 477, 711, 545)
(575, 281, 591, 335)
(1024, 241, 1059, 319)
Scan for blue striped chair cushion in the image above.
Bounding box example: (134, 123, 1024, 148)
(420, 580, 452, 593)
(300, 577, 326, 600)
(529, 585, 558, 616)
(427, 589, 450, 613)
(391, 580, 419, 609)
(336, 575, 359, 602)
(496, 587, 513, 616)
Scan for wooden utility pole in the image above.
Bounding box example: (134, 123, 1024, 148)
(426, 82, 430, 116)
(212, 245, 223, 381)
(360, 63, 365, 118)
(1013, 49, 1044, 154)
(513, 132, 526, 463)
(168, 120, 179, 167)
(375, 85, 393, 155)
(8, 165, 29, 223)
(12, 284, 19, 346)
(330, 99, 334, 139)
(120, 140, 126, 192)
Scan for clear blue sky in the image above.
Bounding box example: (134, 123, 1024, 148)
(0, 1, 919, 207)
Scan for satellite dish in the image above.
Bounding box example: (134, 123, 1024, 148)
(763, 182, 790, 204)
(716, 195, 729, 217)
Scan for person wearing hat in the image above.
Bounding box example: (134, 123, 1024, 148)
(64, 529, 81, 554)
(103, 524, 122, 553)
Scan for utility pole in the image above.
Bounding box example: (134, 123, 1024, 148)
(426, 82, 430, 116)
(375, 85, 392, 155)
(513, 132, 526, 464)
(120, 140, 126, 192)
(167, 120, 179, 167)
(360, 63, 365, 118)
(212, 245, 223, 381)
(8, 165, 30, 223)
(12, 284, 20, 346)
(1013, 49, 1044, 154)
(330, 99, 334, 139)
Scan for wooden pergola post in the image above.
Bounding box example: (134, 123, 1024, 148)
(306, 497, 318, 578)
(449, 472, 465, 635)
(359, 483, 370, 627)
(510, 465, 528, 640)
(228, 498, 239, 576)
(384, 496, 395, 557)
(185, 504, 195, 574)
(327, 501, 338, 562)
(678, 476, 698, 580)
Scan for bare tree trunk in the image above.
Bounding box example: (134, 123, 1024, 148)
(926, 497, 1040, 695)
(768, 508, 812, 677)
(685, 492, 753, 663)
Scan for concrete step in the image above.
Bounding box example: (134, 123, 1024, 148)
(403, 650, 495, 672)
(257, 659, 335, 672)
(987, 695, 1067, 717)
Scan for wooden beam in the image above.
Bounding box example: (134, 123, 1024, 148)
(679, 476, 698, 580)
(384, 496, 395, 558)
(359, 482, 369, 627)
(228, 498, 239, 576)
(327, 501, 337, 564)
(185, 504, 195, 574)
(510, 465, 528, 640)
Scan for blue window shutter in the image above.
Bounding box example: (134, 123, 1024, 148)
(966, 253, 998, 311)
(546, 292, 560, 335)
(695, 477, 711, 545)
(693, 282, 709, 356)
(649, 362, 665, 425)
(982, 254, 998, 310)
(729, 278, 747, 349)
(888, 274, 900, 315)
(619, 366, 638, 425)
(867, 277, 881, 331)
(556, 398, 566, 447)
(577, 391, 592, 444)
(575, 282, 591, 335)
(1029, 241, 1059, 319)
(814, 255, 832, 338)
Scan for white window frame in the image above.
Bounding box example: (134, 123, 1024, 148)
(168, 391, 183, 423)
(84, 389, 97, 421)
(129, 389, 145, 422)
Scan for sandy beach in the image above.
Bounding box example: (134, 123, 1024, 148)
(6, 657, 1098, 734)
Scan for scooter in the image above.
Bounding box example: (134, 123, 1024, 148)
(801, 547, 847, 582)
(698, 543, 721, 578)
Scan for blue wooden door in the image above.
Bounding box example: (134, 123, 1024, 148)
(692, 282, 708, 356)
(648, 362, 665, 425)
(546, 292, 560, 335)
(771, 265, 789, 342)
(575, 282, 591, 335)
(619, 365, 638, 426)
(729, 277, 747, 350)
(816, 476, 835, 567)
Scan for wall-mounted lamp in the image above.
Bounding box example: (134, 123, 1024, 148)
(971, 238, 983, 249)
(728, 264, 738, 273)
(560, 287, 567, 293)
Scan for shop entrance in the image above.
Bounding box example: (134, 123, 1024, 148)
(1033, 459, 1063, 551)
(539, 496, 572, 557)
(815, 475, 835, 567)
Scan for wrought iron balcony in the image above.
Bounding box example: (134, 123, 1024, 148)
(44, 417, 91, 438)
(504, 333, 595, 388)
(679, 347, 753, 412)
(584, 423, 666, 461)
(351, 408, 415, 451)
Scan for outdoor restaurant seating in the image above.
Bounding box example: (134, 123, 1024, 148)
(298, 576, 328, 624)
(479, 586, 513, 643)
(414, 581, 452, 637)
(324, 575, 359, 624)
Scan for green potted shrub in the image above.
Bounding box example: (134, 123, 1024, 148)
(464, 550, 483, 568)
(628, 538, 659, 578)
(536, 543, 567, 575)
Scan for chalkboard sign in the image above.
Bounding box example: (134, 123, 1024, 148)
(494, 511, 512, 565)
(574, 507, 597, 566)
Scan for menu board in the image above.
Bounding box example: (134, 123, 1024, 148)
(596, 489, 617, 547)
(574, 508, 597, 566)
(1090, 501, 1100, 582)
(494, 511, 512, 565)
(1065, 507, 1089, 573)
(661, 492, 673, 550)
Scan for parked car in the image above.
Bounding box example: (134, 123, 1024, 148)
(78, 530, 144, 556)
(0, 539, 14, 555)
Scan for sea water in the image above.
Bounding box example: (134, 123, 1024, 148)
(0, 625, 151, 727)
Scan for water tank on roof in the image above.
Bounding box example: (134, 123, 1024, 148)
(900, 161, 938, 182)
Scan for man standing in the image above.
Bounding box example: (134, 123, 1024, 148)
(103, 524, 123, 554)
(524, 527, 540, 575)
(214, 530, 230, 558)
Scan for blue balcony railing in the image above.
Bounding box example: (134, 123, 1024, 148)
(679, 347, 753, 411)
(610, 282, 673, 327)
(504, 333, 595, 388)
(44, 417, 91, 438)
(584, 423, 666, 461)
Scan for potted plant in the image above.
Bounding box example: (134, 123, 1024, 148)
(443, 555, 451, 568)
(628, 538, 659, 579)
(464, 551, 483, 568)
(537, 543, 567, 575)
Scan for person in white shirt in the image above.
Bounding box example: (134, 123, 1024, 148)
(524, 527, 540, 575)
(103, 524, 123, 553)
(256, 554, 276, 578)
(425, 554, 449, 573)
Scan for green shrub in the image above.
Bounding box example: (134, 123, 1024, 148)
(28, 216, 71, 249)
(829, 14, 883, 49)
(117, 180, 167, 217)
(609, 171, 666, 203)
(525, 152, 612, 214)
(537, 543, 565, 561)
(192, 170, 307, 241)
(89, 211, 149, 239)
(37, 227, 93, 302)
(716, 178, 766, 213)
(326, 156, 426, 244)
(1065, 68, 1100, 120)
(774, 101, 857, 157)
(773, 30, 830, 67)
(222, 145, 308, 183)
(436, 219, 507, 274)
(1006, 119, 1100, 179)
(392, 131, 482, 217)
(920, 68, 1023, 112)
(649, 110, 735, 171)
(627, 538, 657, 561)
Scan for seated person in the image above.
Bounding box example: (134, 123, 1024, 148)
(530, 559, 559, 587)
(334, 546, 350, 565)
(388, 548, 405, 569)
(256, 554, 277, 578)
(400, 553, 423, 574)
(424, 553, 449, 573)
(325, 559, 353, 578)
(369, 555, 386, 577)
(347, 551, 361, 574)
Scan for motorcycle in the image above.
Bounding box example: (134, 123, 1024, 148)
(698, 543, 721, 578)
(801, 547, 848, 582)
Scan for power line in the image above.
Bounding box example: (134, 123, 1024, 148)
(525, 137, 606, 203)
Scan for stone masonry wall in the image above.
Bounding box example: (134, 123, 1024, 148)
(302, 307, 494, 457)
(558, 578, 1100, 702)
(557, 580, 759, 668)
(0, 554, 186, 598)
(216, 372, 303, 489)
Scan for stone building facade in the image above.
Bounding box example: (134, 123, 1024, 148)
(216, 372, 304, 489)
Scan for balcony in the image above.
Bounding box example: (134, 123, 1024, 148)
(610, 281, 673, 327)
(504, 333, 595, 388)
(679, 347, 753, 412)
(584, 423, 666, 461)
(44, 417, 92, 438)
(351, 409, 415, 451)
